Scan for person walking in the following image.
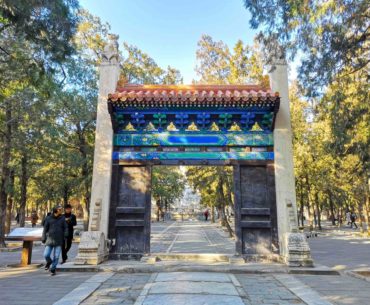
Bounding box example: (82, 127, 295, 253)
(31, 210, 39, 227)
(346, 211, 351, 226)
(350, 212, 358, 229)
(62, 204, 77, 264)
(42, 205, 68, 275)
(204, 209, 209, 221)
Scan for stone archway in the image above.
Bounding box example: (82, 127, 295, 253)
(76, 36, 313, 266)
(106, 84, 280, 259)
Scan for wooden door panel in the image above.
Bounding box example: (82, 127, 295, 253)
(109, 166, 151, 259)
(234, 164, 278, 256)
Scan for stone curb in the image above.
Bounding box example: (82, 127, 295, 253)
(56, 264, 340, 275)
(274, 274, 334, 305)
(52, 272, 114, 305)
(288, 269, 340, 275)
(344, 270, 370, 282)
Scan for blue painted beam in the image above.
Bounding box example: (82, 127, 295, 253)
(113, 151, 274, 161)
(114, 133, 273, 146)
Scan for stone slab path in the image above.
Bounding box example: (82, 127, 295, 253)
(1, 267, 369, 305)
(151, 220, 235, 254)
(77, 272, 337, 305)
(0, 268, 95, 305)
(125, 272, 273, 305)
(296, 274, 370, 305)
(308, 231, 370, 270)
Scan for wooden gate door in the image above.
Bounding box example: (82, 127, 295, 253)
(109, 165, 151, 259)
(234, 163, 278, 256)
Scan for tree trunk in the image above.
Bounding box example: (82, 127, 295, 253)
(357, 203, 364, 233)
(77, 123, 91, 230)
(0, 103, 12, 247)
(5, 170, 15, 234)
(19, 153, 28, 227)
(365, 188, 370, 235)
(314, 192, 322, 230)
(81, 198, 89, 231)
(217, 177, 234, 237)
(63, 183, 69, 207)
(5, 196, 13, 234)
(211, 206, 215, 223)
(222, 203, 234, 237)
(328, 192, 336, 225)
(156, 199, 161, 222)
(298, 183, 304, 227)
(337, 206, 343, 228)
(82, 176, 90, 230)
(299, 199, 304, 227)
(305, 174, 314, 231)
(313, 211, 317, 228)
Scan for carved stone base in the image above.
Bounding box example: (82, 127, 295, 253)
(74, 231, 108, 265)
(283, 232, 314, 267)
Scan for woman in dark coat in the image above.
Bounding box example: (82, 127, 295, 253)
(42, 205, 68, 275)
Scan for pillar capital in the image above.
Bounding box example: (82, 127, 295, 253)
(102, 34, 120, 65)
(264, 38, 287, 72)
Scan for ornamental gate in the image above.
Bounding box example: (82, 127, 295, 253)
(107, 84, 280, 259)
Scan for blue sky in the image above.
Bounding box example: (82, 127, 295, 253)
(80, 0, 257, 83)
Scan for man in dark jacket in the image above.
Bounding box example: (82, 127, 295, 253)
(62, 204, 77, 263)
(42, 205, 68, 275)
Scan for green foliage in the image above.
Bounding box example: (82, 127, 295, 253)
(0, 0, 79, 67)
(152, 166, 185, 206)
(291, 76, 369, 230)
(186, 166, 234, 235)
(0, 2, 186, 238)
(195, 35, 265, 84)
(73, 8, 110, 65)
(245, 0, 369, 231)
(243, 0, 370, 95)
(122, 43, 183, 84)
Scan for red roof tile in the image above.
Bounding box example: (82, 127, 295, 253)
(108, 84, 279, 106)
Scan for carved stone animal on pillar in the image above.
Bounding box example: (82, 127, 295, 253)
(102, 34, 120, 64)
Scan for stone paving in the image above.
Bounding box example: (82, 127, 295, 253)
(150, 220, 235, 254)
(0, 268, 95, 305)
(79, 273, 151, 305)
(296, 274, 370, 305)
(1, 220, 370, 305)
(79, 272, 312, 305)
(236, 274, 306, 305)
(307, 230, 370, 270)
(3, 220, 369, 269)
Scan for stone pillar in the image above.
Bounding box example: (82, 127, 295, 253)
(75, 34, 120, 265)
(88, 34, 121, 234)
(269, 59, 313, 266)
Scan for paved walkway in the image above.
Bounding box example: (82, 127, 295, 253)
(0, 268, 94, 305)
(53, 271, 340, 305)
(308, 230, 370, 270)
(297, 274, 370, 305)
(151, 220, 234, 254)
(3, 220, 369, 270)
(0, 221, 232, 267)
(1, 221, 370, 304)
